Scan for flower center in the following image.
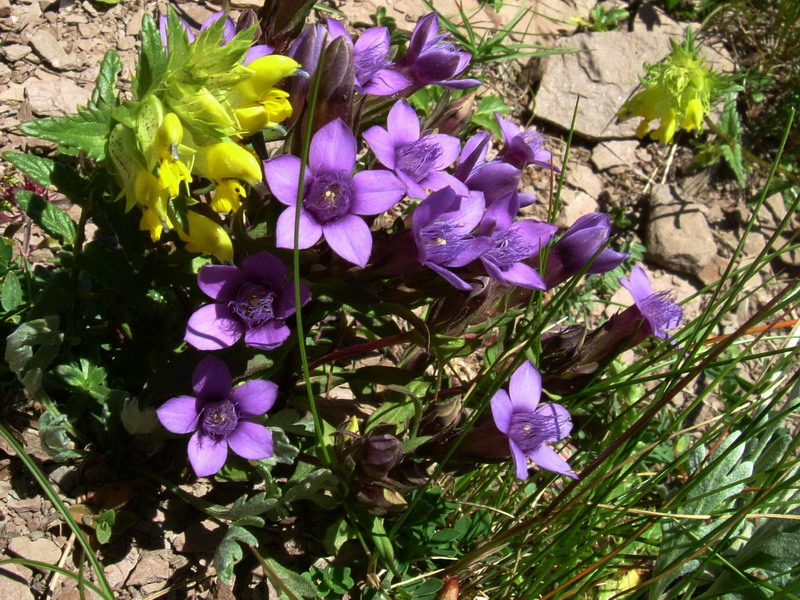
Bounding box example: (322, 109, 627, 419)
(485, 229, 537, 268)
(228, 282, 277, 327)
(396, 138, 442, 182)
(519, 130, 544, 149)
(354, 41, 387, 86)
(304, 172, 353, 224)
(508, 410, 564, 454)
(420, 220, 469, 265)
(201, 400, 239, 439)
(639, 290, 683, 332)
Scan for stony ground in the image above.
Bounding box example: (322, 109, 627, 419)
(1, 0, 798, 598)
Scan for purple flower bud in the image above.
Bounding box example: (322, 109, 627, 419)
(156, 356, 276, 477)
(496, 114, 560, 172)
(543, 212, 629, 288)
(356, 434, 404, 480)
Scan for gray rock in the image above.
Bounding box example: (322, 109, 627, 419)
(9, 0, 41, 32)
(126, 549, 172, 587)
(126, 9, 145, 36)
(7, 536, 63, 564)
(646, 184, 717, 275)
(28, 30, 80, 70)
(0, 0, 11, 18)
(592, 140, 640, 170)
(24, 77, 91, 116)
(0, 563, 34, 600)
(560, 189, 599, 227)
(3, 43, 31, 62)
(566, 162, 603, 198)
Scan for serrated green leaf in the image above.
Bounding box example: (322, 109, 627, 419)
(39, 410, 82, 461)
(283, 468, 343, 509)
(91, 50, 123, 109)
(19, 106, 112, 161)
(2, 271, 23, 312)
(216, 492, 279, 521)
(14, 189, 77, 246)
(134, 15, 167, 100)
(2, 151, 89, 206)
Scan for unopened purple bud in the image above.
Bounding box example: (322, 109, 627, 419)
(356, 434, 404, 480)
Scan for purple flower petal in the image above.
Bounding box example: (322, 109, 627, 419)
(424, 134, 461, 170)
(351, 170, 406, 214)
(620, 265, 653, 304)
(420, 172, 470, 198)
(387, 100, 421, 147)
(396, 170, 428, 199)
(439, 78, 481, 89)
(498, 262, 546, 289)
(156, 395, 200, 434)
(200, 11, 236, 44)
(244, 320, 291, 350)
(275, 206, 324, 250)
(185, 304, 244, 351)
(354, 26, 387, 54)
(362, 126, 397, 169)
(509, 440, 530, 480)
(326, 18, 351, 43)
(264, 155, 303, 206)
(241, 252, 287, 283)
(274, 279, 311, 320)
(192, 355, 233, 399)
(245, 44, 273, 64)
(197, 265, 245, 302)
(490, 389, 513, 434)
(231, 380, 278, 418)
(423, 261, 473, 291)
(358, 69, 413, 96)
(227, 422, 274, 460)
(497, 114, 520, 145)
(402, 13, 439, 64)
(309, 119, 356, 174)
(323, 214, 372, 267)
(528, 445, 578, 479)
(188, 431, 228, 477)
(509, 361, 541, 413)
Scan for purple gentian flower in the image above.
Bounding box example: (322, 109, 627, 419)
(363, 100, 467, 199)
(481, 218, 557, 289)
(156, 355, 276, 477)
(327, 19, 412, 95)
(185, 252, 310, 351)
(264, 118, 405, 267)
(543, 213, 629, 288)
(620, 266, 683, 339)
(491, 361, 577, 480)
(496, 114, 560, 172)
(413, 187, 492, 290)
(395, 13, 480, 92)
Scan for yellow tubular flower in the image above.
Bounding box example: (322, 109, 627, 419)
(177, 211, 234, 262)
(234, 89, 292, 138)
(198, 142, 263, 185)
(210, 179, 246, 213)
(235, 56, 303, 104)
(135, 171, 173, 242)
(155, 113, 192, 197)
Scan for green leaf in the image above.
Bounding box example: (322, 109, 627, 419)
(19, 106, 111, 161)
(90, 50, 122, 109)
(215, 492, 279, 521)
(5, 316, 63, 403)
(2, 271, 23, 312)
(283, 468, 343, 509)
(14, 189, 77, 246)
(471, 95, 510, 140)
(39, 410, 82, 461)
(134, 15, 167, 99)
(2, 151, 89, 206)
(213, 524, 258, 585)
(94, 510, 115, 544)
(262, 558, 319, 599)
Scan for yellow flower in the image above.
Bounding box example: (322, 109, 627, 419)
(197, 142, 262, 185)
(234, 56, 303, 104)
(210, 179, 246, 213)
(155, 113, 192, 197)
(617, 31, 723, 145)
(234, 89, 293, 137)
(176, 211, 234, 262)
(135, 171, 174, 242)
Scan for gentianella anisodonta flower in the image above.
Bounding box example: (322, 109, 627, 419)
(491, 361, 577, 480)
(363, 100, 467, 199)
(156, 355, 276, 477)
(264, 118, 406, 267)
(185, 251, 310, 351)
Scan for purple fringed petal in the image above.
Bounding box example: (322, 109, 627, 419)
(535, 403, 573, 441)
(188, 431, 228, 477)
(309, 119, 356, 174)
(508, 361, 541, 413)
(241, 252, 287, 284)
(244, 320, 291, 350)
(185, 304, 244, 351)
(497, 262, 546, 290)
(362, 126, 397, 169)
(231, 380, 278, 417)
(227, 422, 274, 460)
(387, 100, 421, 147)
(419, 171, 471, 198)
(351, 170, 406, 214)
(192, 355, 232, 399)
(358, 68, 413, 96)
(620, 265, 653, 304)
(157, 395, 200, 434)
(275, 206, 324, 250)
(264, 155, 303, 206)
(528, 445, 578, 479)
(323, 214, 372, 267)
(197, 265, 245, 302)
